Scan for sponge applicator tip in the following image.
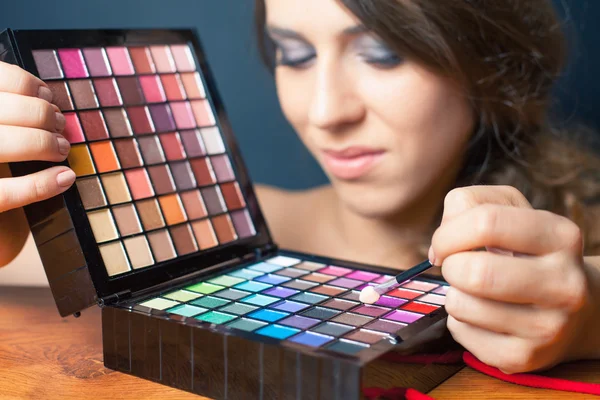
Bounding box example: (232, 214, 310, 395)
(359, 286, 380, 304)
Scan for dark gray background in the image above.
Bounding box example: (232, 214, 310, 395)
(1, 0, 597, 190)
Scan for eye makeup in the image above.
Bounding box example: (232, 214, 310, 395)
(4, 28, 459, 400)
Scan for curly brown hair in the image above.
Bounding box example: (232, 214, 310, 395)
(254, 0, 600, 255)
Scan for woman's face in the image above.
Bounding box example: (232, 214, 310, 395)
(265, 0, 475, 218)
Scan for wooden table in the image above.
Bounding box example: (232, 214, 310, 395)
(1, 287, 599, 399)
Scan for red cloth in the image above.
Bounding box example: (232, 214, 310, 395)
(362, 351, 600, 399)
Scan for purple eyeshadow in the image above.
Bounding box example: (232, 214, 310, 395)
(262, 286, 298, 298)
(375, 296, 407, 308)
(327, 277, 364, 289)
(271, 300, 308, 313)
(384, 310, 423, 324)
(279, 315, 320, 330)
(289, 332, 333, 348)
(255, 274, 290, 285)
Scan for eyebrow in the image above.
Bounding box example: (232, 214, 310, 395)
(266, 24, 368, 40)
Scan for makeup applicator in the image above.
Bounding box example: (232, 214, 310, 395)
(359, 260, 434, 304)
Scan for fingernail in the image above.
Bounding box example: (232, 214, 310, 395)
(428, 246, 436, 265)
(55, 112, 66, 132)
(56, 135, 70, 156)
(57, 170, 76, 188)
(38, 86, 53, 103)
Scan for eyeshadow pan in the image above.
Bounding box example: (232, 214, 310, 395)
(82, 48, 112, 77)
(139, 75, 166, 103)
(310, 285, 346, 296)
(114, 138, 143, 169)
(226, 318, 267, 332)
(159, 132, 186, 160)
(117, 77, 145, 105)
(220, 182, 245, 210)
(275, 268, 308, 279)
(267, 256, 302, 267)
(326, 340, 368, 355)
(68, 79, 98, 109)
(58, 49, 88, 78)
(331, 313, 373, 327)
(79, 110, 109, 142)
(180, 190, 207, 220)
(138, 135, 165, 164)
(67, 145, 95, 176)
(191, 158, 216, 186)
(179, 129, 206, 157)
(345, 270, 381, 282)
(301, 307, 340, 320)
(128, 47, 155, 74)
(93, 78, 122, 107)
(303, 273, 335, 284)
(213, 289, 249, 301)
(248, 262, 283, 273)
(401, 302, 440, 314)
(139, 297, 179, 310)
(282, 279, 318, 291)
(103, 108, 133, 138)
(180, 72, 206, 99)
(149, 104, 176, 132)
(234, 281, 271, 293)
(255, 274, 290, 285)
(256, 325, 299, 340)
(150, 45, 176, 73)
(147, 229, 177, 262)
(124, 236, 154, 269)
(212, 215, 238, 243)
(127, 106, 155, 134)
(187, 282, 224, 296)
(374, 275, 394, 284)
(279, 315, 320, 330)
(170, 224, 198, 255)
(125, 168, 154, 200)
(160, 74, 186, 101)
(228, 269, 263, 280)
(365, 320, 406, 335)
(200, 127, 225, 154)
(211, 155, 236, 182)
(159, 194, 187, 225)
(290, 332, 333, 348)
(290, 292, 328, 306)
(344, 330, 389, 345)
(201, 186, 226, 215)
(90, 141, 120, 172)
(87, 209, 119, 243)
(32, 50, 63, 79)
(136, 199, 166, 230)
(209, 275, 245, 287)
(327, 277, 364, 289)
(106, 47, 134, 75)
(112, 204, 142, 236)
(63, 113, 85, 143)
(270, 300, 308, 313)
(191, 219, 218, 250)
(241, 294, 278, 307)
(418, 294, 446, 305)
(295, 262, 326, 272)
(163, 290, 201, 302)
(375, 296, 407, 308)
(196, 311, 236, 325)
(47, 81, 73, 111)
(75, 176, 106, 209)
(340, 291, 361, 302)
(219, 303, 257, 316)
(166, 304, 206, 317)
(433, 285, 449, 295)
(322, 299, 358, 311)
(403, 280, 439, 292)
(170, 102, 197, 130)
(170, 44, 196, 72)
(319, 266, 352, 276)
(170, 162, 196, 190)
(311, 322, 354, 336)
(101, 172, 131, 204)
(248, 309, 288, 323)
(190, 296, 228, 309)
(231, 210, 256, 238)
(384, 310, 423, 324)
(387, 288, 423, 300)
(148, 165, 176, 195)
(353, 305, 390, 318)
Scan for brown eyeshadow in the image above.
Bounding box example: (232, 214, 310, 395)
(47, 81, 73, 111)
(169, 224, 198, 255)
(303, 273, 335, 283)
(331, 313, 373, 327)
(147, 229, 177, 262)
(136, 199, 165, 230)
(128, 47, 156, 74)
(310, 286, 346, 296)
(180, 190, 207, 220)
(220, 182, 245, 210)
(75, 176, 106, 209)
(114, 139, 143, 169)
(321, 298, 359, 311)
(190, 157, 216, 186)
(103, 108, 133, 138)
(148, 165, 176, 195)
(344, 330, 389, 345)
(68, 79, 98, 109)
(191, 219, 218, 250)
(112, 204, 142, 236)
(117, 76, 145, 105)
(211, 214, 237, 244)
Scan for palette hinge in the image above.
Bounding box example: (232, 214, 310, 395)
(98, 290, 132, 307)
(254, 243, 279, 260)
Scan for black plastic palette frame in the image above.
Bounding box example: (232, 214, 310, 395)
(0, 28, 464, 399)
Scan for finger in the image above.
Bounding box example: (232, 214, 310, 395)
(445, 287, 567, 339)
(441, 185, 532, 224)
(442, 251, 585, 308)
(447, 316, 542, 374)
(0, 61, 53, 101)
(432, 204, 580, 261)
(0, 126, 70, 163)
(0, 92, 64, 132)
(0, 166, 75, 213)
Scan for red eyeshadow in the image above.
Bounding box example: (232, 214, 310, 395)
(159, 132, 186, 161)
(190, 158, 216, 186)
(126, 106, 155, 134)
(387, 288, 422, 300)
(160, 74, 186, 101)
(401, 302, 439, 315)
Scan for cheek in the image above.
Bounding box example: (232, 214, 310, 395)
(275, 70, 313, 138)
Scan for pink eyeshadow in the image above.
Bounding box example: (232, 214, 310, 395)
(124, 169, 155, 200)
(373, 275, 394, 284)
(191, 100, 215, 127)
(353, 305, 390, 317)
(170, 102, 196, 130)
(170, 44, 196, 72)
(433, 285, 449, 295)
(150, 45, 176, 73)
(139, 75, 166, 103)
(57, 49, 88, 78)
(62, 113, 85, 143)
(106, 47, 135, 76)
(180, 190, 207, 220)
(402, 280, 439, 292)
(345, 270, 381, 282)
(318, 266, 352, 277)
(418, 294, 446, 306)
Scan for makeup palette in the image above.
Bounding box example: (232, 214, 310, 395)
(2, 28, 463, 399)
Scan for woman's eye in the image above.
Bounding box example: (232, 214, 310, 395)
(273, 42, 316, 68)
(355, 36, 403, 68)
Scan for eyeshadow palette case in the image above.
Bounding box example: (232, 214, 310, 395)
(1, 28, 464, 399)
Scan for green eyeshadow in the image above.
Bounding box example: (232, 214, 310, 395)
(191, 296, 230, 309)
(219, 303, 258, 315)
(196, 311, 236, 324)
(167, 304, 207, 317)
(186, 282, 223, 294)
(208, 275, 246, 287)
(139, 297, 180, 310)
(162, 290, 202, 302)
(226, 318, 267, 332)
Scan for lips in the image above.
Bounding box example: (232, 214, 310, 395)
(321, 146, 385, 180)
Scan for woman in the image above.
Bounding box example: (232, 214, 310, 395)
(0, 0, 599, 374)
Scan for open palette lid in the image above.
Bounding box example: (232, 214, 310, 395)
(2, 29, 273, 317)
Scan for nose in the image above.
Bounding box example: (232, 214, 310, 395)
(308, 59, 365, 131)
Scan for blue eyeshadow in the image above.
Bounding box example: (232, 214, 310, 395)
(254, 274, 290, 285)
(270, 300, 308, 313)
(240, 294, 279, 306)
(289, 331, 334, 348)
(228, 268, 264, 280)
(234, 281, 272, 293)
(166, 304, 207, 317)
(248, 262, 283, 273)
(290, 292, 327, 305)
(256, 324, 299, 339)
(248, 309, 289, 322)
